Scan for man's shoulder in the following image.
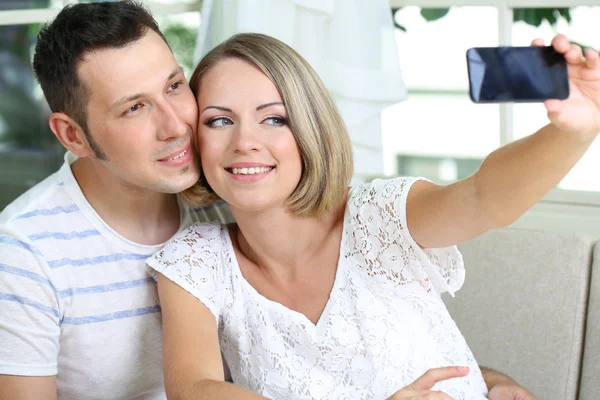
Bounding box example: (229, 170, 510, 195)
(0, 172, 67, 226)
(0, 167, 87, 245)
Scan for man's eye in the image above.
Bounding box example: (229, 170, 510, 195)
(263, 116, 287, 126)
(206, 117, 233, 128)
(126, 104, 143, 114)
(169, 81, 182, 91)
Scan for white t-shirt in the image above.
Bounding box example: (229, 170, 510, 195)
(148, 177, 488, 400)
(0, 152, 231, 399)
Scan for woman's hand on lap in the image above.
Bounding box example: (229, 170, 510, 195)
(386, 366, 470, 399)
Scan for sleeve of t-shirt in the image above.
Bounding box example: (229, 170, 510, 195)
(366, 177, 465, 296)
(146, 222, 226, 324)
(0, 227, 61, 376)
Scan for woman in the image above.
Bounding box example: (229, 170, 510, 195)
(148, 33, 600, 399)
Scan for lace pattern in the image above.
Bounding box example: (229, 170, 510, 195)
(347, 178, 465, 296)
(147, 177, 485, 400)
(148, 223, 229, 322)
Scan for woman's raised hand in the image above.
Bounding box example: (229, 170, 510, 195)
(538, 34, 600, 138)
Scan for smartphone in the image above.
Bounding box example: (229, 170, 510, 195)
(466, 46, 569, 103)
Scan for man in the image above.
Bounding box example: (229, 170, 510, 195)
(0, 1, 535, 399)
(0, 1, 229, 399)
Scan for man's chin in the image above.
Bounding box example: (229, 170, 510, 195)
(154, 172, 201, 195)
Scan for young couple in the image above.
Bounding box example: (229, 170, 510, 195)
(2, 1, 600, 399)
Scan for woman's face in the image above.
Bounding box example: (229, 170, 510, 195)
(196, 58, 302, 214)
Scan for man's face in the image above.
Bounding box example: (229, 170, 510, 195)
(77, 30, 200, 194)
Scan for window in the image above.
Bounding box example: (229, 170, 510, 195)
(156, 12, 201, 78)
(512, 6, 600, 192)
(382, 6, 499, 183)
(385, 0, 600, 200)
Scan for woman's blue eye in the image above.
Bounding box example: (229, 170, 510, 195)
(264, 116, 287, 126)
(206, 117, 233, 128)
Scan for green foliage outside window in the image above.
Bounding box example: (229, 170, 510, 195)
(392, 7, 575, 31)
(163, 24, 198, 78)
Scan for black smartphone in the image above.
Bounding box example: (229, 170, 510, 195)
(466, 46, 569, 103)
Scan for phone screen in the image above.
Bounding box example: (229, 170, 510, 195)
(466, 46, 569, 103)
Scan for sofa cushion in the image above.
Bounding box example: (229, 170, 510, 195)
(579, 243, 600, 400)
(445, 227, 593, 400)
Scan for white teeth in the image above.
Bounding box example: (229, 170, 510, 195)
(231, 166, 273, 175)
(168, 149, 187, 161)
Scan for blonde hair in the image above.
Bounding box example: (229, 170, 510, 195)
(184, 33, 354, 217)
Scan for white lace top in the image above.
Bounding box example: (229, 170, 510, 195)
(147, 177, 488, 400)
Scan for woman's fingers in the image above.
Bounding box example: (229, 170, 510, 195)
(585, 48, 600, 69)
(564, 43, 584, 64)
(530, 38, 544, 47)
(407, 367, 470, 391)
(551, 34, 571, 54)
(386, 367, 469, 399)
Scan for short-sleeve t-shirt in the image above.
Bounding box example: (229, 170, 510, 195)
(148, 177, 488, 400)
(0, 151, 232, 399)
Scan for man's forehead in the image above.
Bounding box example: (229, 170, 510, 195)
(80, 31, 173, 64)
(77, 36, 180, 102)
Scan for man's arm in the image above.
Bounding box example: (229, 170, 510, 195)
(0, 228, 60, 399)
(480, 367, 538, 400)
(0, 376, 56, 400)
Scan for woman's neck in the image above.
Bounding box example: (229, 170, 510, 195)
(231, 201, 346, 280)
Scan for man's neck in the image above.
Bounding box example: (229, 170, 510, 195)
(71, 158, 181, 245)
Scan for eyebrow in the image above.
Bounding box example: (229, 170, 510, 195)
(109, 66, 184, 111)
(201, 102, 284, 114)
(256, 101, 284, 111)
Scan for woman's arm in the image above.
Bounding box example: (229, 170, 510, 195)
(157, 274, 267, 400)
(407, 123, 595, 248)
(407, 35, 600, 249)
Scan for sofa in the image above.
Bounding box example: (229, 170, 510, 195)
(446, 227, 599, 400)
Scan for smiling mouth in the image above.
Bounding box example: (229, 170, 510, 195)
(226, 166, 274, 175)
(167, 148, 188, 161)
(159, 147, 188, 162)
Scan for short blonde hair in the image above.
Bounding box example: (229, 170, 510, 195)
(184, 33, 354, 217)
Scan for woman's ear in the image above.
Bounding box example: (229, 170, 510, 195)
(48, 112, 93, 158)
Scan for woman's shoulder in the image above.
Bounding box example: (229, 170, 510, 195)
(343, 177, 465, 297)
(150, 221, 231, 272)
(179, 220, 227, 239)
(147, 221, 234, 322)
(176, 221, 229, 243)
(346, 176, 424, 211)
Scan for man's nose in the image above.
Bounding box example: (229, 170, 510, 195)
(157, 102, 188, 140)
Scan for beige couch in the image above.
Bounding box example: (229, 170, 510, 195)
(446, 227, 599, 400)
